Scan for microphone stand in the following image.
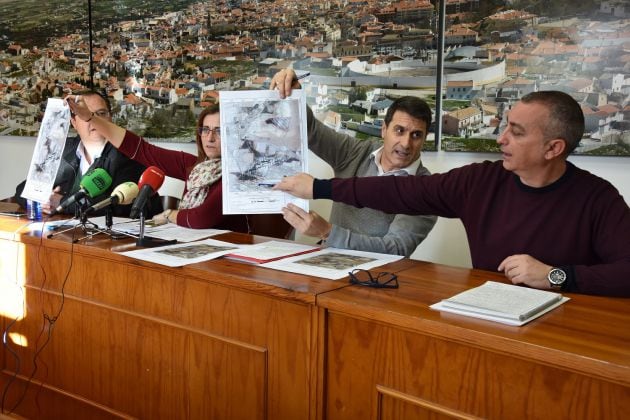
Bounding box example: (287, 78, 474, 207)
(71, 199, 110, 242)
(135, 209, 177, 248)
(105, 209, 113, 229)
(46, 197, 99, 240)
(101, 207, 132, 240)
(46, 199, 127, 242)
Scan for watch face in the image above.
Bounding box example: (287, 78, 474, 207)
(548, 268, 567, 285)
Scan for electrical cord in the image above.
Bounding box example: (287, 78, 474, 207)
(1, 214, 75, 415)
(1, 219, 38, 414)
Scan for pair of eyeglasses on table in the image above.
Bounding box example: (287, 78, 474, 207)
(348, 269, 399, 289)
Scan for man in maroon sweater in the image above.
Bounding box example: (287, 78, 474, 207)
(275, 91, 630, 297)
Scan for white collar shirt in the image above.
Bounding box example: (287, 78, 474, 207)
(371, 146, 421, 176)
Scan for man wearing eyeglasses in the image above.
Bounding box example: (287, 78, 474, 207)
(271, 69, 437, 257)
(15, 90, 162, 217)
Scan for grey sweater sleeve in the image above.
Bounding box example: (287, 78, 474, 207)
(322, 165, 437, 257)
(324, 212, 437, 257)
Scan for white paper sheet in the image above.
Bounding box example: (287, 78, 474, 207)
(21, 98, 71, 202)
(119, 238, 244, 267)
(92, 217, 229, 242)
(224, 240, 319, 264)
(219, 89, 309, 214)
(261, 248, 403, 280)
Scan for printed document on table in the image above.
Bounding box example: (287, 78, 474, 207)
(431, 281, 570, 326)
(119, 238, 244, 267)
(219, 89, 309, 214)
(91, 217, 229, 242)
(21, 98, 71, 202)
(261, 248, 403, 280)
(224, 240, 320, 264)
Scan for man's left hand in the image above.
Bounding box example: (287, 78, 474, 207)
(498, 254, 552, 290)
(281, 203, 331, 239)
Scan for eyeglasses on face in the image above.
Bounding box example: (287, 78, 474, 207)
(198, 126, 221, 137)
(73, 109, 109, 119)
(93, 109, 110, 118)
(348, 269, 399, 289)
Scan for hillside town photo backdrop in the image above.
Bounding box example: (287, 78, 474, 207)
(1, 0, 629, 156)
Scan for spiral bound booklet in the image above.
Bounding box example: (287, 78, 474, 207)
(431, 281, 570, 326)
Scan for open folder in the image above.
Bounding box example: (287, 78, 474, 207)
(224, 240, 319, 264)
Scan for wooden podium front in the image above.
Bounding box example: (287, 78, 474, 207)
(317, 262, 630, 419)
(0, 218, 382, 419)
(1, 217, 629, 419)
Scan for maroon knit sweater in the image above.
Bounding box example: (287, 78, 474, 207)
(119, 131, 248, 231)
(314, 160, 630, 297)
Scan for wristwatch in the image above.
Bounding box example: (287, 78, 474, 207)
(547, 267, 567, 290)
(164, 209, 173, 223)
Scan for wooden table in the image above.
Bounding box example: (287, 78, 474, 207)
(1, 216, 629, 419)
(317, 261, 630, 419)
(0, 217, 413, 419)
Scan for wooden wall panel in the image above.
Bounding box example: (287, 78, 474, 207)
(1, 238, 318, 419)
(376, 385, 478, 420)
(325, 313, 630, 420)
(4, 287, 268, 419)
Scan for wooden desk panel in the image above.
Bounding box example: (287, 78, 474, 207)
(0, 220, 328, 419)
(0, 218, 413, 419)
(318, 261, 630, 419)
(2, 218, 629, 419)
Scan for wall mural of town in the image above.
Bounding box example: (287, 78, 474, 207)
(0, 0, 629, 156)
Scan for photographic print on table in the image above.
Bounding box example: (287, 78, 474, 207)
(119, 238, 244, 267)
(261, 248, 404, 280)
(294, 252, 376, 271)
(219, 89, 309, 214)
(155, 243, 238, 259)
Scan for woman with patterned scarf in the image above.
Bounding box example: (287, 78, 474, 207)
(66, 100, 249, 231)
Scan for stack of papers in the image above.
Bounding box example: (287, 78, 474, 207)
(224, 240, 319, 264)
(430, 281, 569, 326)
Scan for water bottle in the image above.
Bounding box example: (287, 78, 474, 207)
(26, 199, 42, 221)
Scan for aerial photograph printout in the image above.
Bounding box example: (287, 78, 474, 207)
(20, 98, 70, 202)
(0, 1, 627, 156)
(219, 89, 309, 214)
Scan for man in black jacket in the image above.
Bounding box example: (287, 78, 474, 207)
(15, 90, 162, 217)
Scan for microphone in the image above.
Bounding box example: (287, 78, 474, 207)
(87, 182, 139, 213)
(54, 168, 112, 214)
(129, 166, 165, 219)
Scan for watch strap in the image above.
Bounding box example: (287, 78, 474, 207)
(558, 265, 575, 292)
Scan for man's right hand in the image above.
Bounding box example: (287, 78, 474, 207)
(281, 203, 332, 240)
(270, 68, 298, 98)
(273, 173, 314, 199)
(41, 186, 63, 214)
